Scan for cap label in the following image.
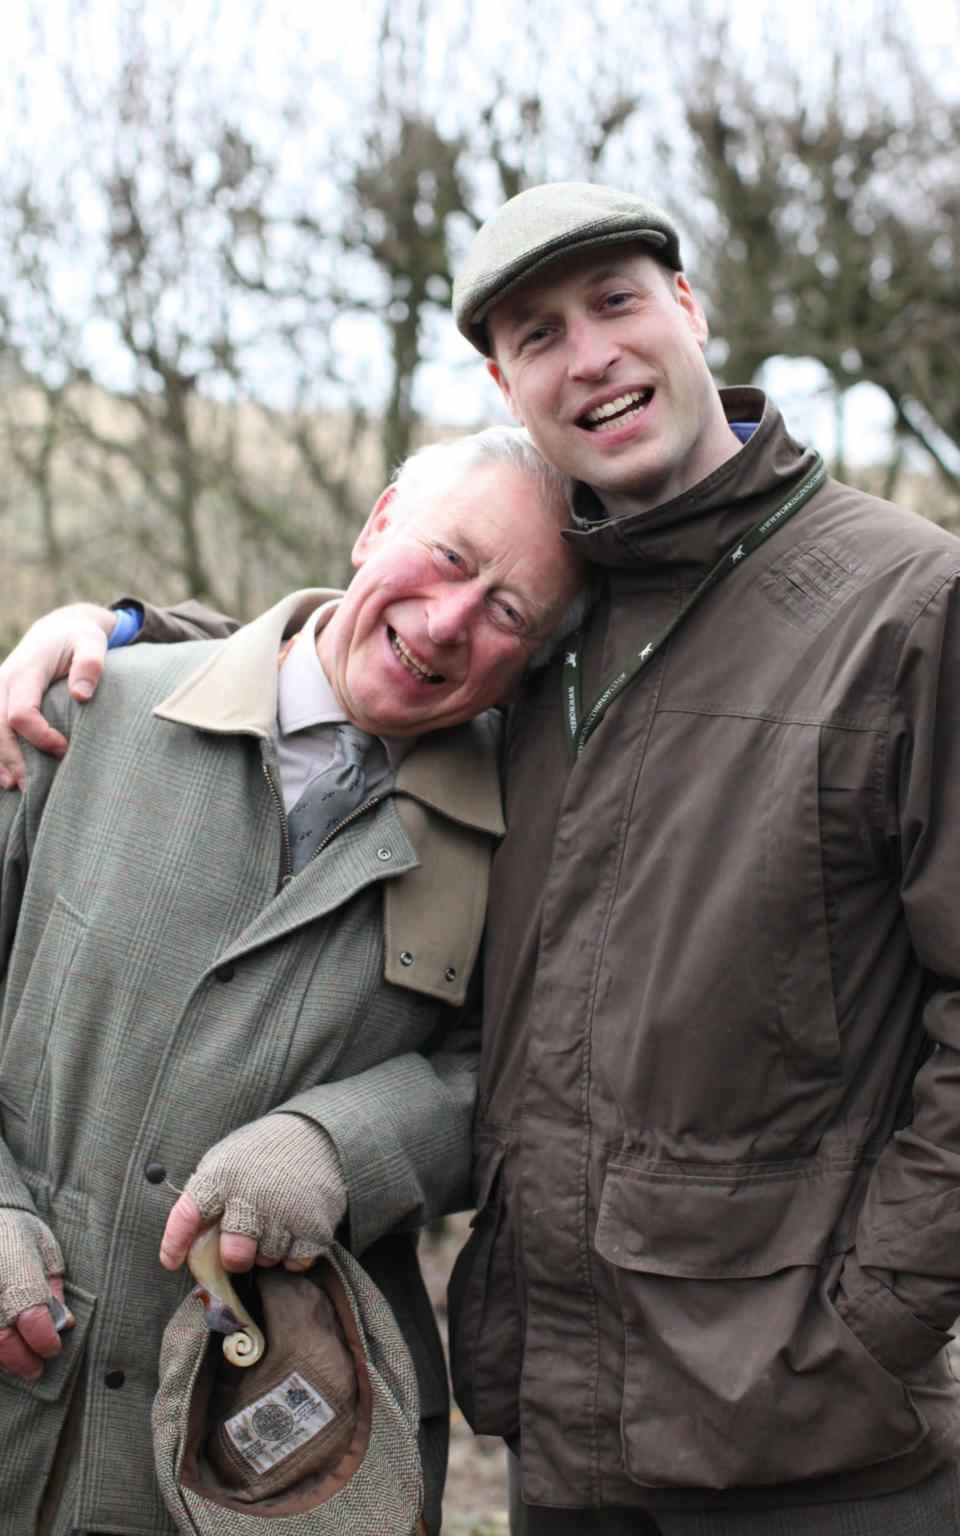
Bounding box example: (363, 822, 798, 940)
(223, 1370, 336, 1473)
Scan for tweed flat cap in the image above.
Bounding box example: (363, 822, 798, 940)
(453, 182, 683, 354)
(152, 1245, 424, 1536)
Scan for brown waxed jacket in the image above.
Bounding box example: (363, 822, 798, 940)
(448, 390, 960, 1512)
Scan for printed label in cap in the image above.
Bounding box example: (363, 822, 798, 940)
(223, 1371, 336, 1474)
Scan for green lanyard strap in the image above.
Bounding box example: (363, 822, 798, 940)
(563, 453, 826, 758)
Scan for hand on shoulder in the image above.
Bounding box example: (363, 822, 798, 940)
(0, 603, 117, 789)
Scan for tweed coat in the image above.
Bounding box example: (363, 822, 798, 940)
(0, 590, 503, 1536)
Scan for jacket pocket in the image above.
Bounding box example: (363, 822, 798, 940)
(0, 895, 88, 1122)
(447, 1136, 520, 1439)
(0, 1278, 96, 1404)
(595, 1159, 928, 1490)
(0, 1280, 96, 1528)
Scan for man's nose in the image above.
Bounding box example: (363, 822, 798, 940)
(425, 585, 483, 646)
(567, 318, 618, 381)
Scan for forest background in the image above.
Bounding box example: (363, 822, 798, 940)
(1, 0, 959, 1527)
(2, 0, 959, 652)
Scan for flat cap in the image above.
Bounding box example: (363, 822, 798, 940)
(453, 182, 683, 354)
(153, 1245, 424, 1535)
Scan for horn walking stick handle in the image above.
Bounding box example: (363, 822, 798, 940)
(186, 1225, 267, 1367)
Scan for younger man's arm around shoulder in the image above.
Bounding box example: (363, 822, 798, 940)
(0, 596, 238, 789)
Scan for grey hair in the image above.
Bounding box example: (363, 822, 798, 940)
(527, 583, 595, 670)
(389, 425, 574, 526)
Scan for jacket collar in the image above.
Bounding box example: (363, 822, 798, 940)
(154, 589, 504, 838)
(563, 389, 821, 578)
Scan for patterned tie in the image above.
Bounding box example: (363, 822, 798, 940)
(286, 723, 376, 873)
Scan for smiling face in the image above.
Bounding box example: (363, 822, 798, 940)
(316, 461, 582, 737)
(485, 247, 739, 518)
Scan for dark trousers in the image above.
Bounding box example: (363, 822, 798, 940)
(509, 1454, 960, 1535)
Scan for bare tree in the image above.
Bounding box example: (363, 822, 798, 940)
(3, 0, 958, 655)
(672, 7, 960, 493)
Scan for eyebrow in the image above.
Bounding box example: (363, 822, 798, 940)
(499, 264, 642, 335)
(495, 297, 541, 338)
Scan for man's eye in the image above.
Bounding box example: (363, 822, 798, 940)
(488, 596, 526, 635)
(518, 324, 552, 351)
(431, 543, 467, 573)
(601, 290, 633, 311)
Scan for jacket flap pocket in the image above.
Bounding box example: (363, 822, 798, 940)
(595, 1159, 856, 1279)
(0, 1280, 96, 1404)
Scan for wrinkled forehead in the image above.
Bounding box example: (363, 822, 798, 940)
(402, 461, 568, 540)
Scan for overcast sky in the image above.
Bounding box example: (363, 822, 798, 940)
(3, 0, 958, 469)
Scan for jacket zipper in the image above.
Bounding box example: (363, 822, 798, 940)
(314, 795, 383, 857)
(262, 762, 384, 889)
(262, 762, 293, 886)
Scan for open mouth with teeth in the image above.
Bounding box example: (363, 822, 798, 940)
(389, 627, 445, 684)
(580, 388, 654, 432)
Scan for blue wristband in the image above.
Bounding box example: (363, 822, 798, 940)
(108, 606, 143, 649)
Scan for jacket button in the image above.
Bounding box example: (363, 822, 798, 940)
(104, 1369, 125, 1390)
(214, 963, 236, 983)
(376, 847, 392, 862)
(444, 967, 457, 983)
(400, 951, 414, 967)
(143, 1161, 166, 1185)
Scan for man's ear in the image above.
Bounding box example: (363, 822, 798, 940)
(351, 485, 398, 568)
(487, 358, 523, 424)
(675, 274, 709, 350)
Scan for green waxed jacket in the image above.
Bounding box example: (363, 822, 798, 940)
(0, 590, 502, 1536)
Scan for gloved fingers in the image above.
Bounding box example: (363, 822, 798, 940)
(285, 1236, 324, 1270)
(181, 1171, 228, 1227)
(251, 1223, 329, 1270)
(216, 1197, 264, 1242)
(159, 1192, 209, 1272)
(0, 1219, 64, 1331)
(249, 1220, 293, 1266)
(219, 1231, 259, 1274)
(35, 1227, 65, 1280)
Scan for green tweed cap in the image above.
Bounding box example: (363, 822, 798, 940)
(152, 1243, 423, 1535)
(453, 182, 683, 355)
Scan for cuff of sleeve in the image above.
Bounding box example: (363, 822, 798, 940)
(280, 1059, 447, 1255)
(107, 603, 144, 648)
(836, 1252, 953, 1374)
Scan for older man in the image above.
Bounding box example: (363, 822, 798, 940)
(8, 185, 960, 1536)
(0, 425, 581, 1536)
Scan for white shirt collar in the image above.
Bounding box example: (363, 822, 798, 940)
(277, 602, 345, 735)
(276, 601, 413, 770)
